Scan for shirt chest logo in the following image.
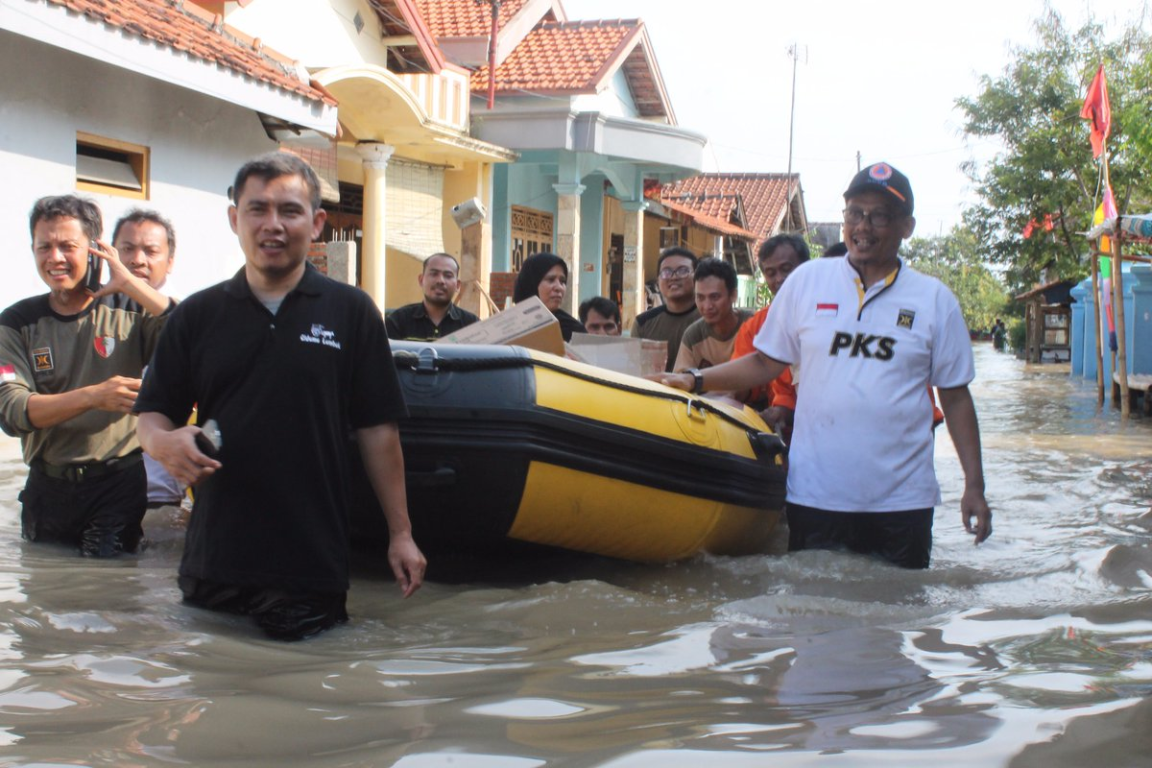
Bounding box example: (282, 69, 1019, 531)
(300, 323, 342, 350)
(94, 336, 116, 358)
(32, 347, 54, 372)
(897, 309, 916, 330)
(830, 331, 896, 361)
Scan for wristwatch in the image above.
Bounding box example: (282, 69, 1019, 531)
(686, 367, 705, 394)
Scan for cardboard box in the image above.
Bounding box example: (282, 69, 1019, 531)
(567, 333, 668, 377)
(438, 296, 565, 356)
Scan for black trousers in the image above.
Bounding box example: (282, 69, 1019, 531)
(20, 460, 147, 557)
(179, 576, 349, 641)
(786, 503, 935, 569)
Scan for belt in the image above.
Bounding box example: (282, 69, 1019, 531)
(32, 450, 144, 483)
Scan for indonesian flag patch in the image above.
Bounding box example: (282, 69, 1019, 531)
(94, 336, 116, 358)
(816, 303, 839, 317)
(0, 364, 15, 383)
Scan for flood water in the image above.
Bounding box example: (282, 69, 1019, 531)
(1, 343, 1151, 767)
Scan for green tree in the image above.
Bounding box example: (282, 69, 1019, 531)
(902, 228, 1010, 332)
(957, 4, 1152, 295)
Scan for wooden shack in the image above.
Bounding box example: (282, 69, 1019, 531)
(1014, 280, 1076, 363)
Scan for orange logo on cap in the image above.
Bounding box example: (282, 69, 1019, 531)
(869, 163, 894, 181)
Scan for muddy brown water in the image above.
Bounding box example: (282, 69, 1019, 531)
(1, 343, 1150, 767)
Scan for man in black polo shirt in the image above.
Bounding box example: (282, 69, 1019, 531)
(136, 152, 426, 640)
(386, 253, 479, 341)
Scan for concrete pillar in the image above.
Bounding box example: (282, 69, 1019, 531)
(713, 234, 724, 259)
(553, 182, 585, 316)
(325, 241, 357, 286)
(458, 222, 486, 316)
(620, 199, 648, 329)
(356, 142, 394, 307)
(452, 162, 495, 319)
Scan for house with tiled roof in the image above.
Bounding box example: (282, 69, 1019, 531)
(663, 174, 808, 255)
(658, 194, 756, 270)
(1, 0, 519, 312)
(201, 0, 518, 311)
(0, 0, 339, 307)
(420, 1, 710, 325)
(661, 173, 808, 305)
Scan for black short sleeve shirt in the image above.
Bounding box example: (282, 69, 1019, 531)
(385, 301, 479, 341)
(136, 264, 406, 592)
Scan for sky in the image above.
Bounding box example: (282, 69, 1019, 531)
(566, 0, 1145, 239)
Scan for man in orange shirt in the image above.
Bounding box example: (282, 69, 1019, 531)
(733, 235, 809, 439)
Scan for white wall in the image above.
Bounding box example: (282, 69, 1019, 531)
(0, 31, 277, 311)
(571, 69, 640, 119)
(224, 0, 390, 69)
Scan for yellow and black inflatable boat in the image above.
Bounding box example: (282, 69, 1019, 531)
(350, 341, 786, 563)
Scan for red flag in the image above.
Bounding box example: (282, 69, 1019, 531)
(1022, 219, 1036, 239)
(1080, 64, 1111, 159)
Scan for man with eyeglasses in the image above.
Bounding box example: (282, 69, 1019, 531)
(652, 162, 991, 569)
(630, 247, 700, 372)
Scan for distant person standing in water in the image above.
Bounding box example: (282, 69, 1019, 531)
(992, 318, 1007, 351)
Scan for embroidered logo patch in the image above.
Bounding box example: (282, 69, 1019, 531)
(0, 364, 16, 382)
(32, 347, 53, 372)
(870, 163, 894, 181)
(300, 323, 342, 350)
(816, 303, 839, 317)
(897, 309, 916, 330)
(94, 336, 116, 358)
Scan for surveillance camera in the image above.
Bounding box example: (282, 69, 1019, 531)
(451, 197, 487, 229)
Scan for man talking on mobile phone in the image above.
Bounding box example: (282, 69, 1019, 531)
(0, 195, 172, 557)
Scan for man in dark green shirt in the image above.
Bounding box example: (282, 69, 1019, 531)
(0, 195, 171, 557)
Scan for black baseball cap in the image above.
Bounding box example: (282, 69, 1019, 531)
(843, 162, 914, 216)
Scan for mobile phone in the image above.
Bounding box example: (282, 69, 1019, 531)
(195, 419, 222, 458)
(85, 252, 103, 292)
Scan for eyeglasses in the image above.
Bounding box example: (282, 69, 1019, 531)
(843, 207, 901, 228)
(659, 266, 693, 280)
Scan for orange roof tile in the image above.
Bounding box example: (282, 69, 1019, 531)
(663, 174, 803, 251)
(471, 19, 641, 95)
(414, 0, 530, 38)
(43, 0, 334, 105)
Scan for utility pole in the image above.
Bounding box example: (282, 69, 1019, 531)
(476, 0, 501, 110)
(785, 43, 804, 232)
